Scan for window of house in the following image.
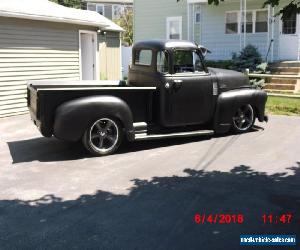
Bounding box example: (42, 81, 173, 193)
(87, 3, 96, 12)
(241, 12, 253, 33)
(195, 11, 201, 24)
(135, 50, 152, 66)
(112, 5, 125, 20)
(166, 16, 182, 40)
(173, 50, 204, 73)
(157, 51, 169, 73)
(226, 12, 238, 34)
(255, 10, 268, 32)
(282, 13, 296, 34)
(96, 4, 105, 15)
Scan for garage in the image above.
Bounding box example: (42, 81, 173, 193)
(0, 0, 123, 118)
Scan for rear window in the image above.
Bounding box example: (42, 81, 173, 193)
(135, 49, 152, 66)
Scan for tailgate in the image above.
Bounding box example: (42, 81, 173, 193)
(27, 83, 40, 127)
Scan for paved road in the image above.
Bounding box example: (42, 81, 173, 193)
(0, 114, 299, 249)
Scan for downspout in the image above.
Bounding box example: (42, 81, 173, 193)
(187, 1, 190, 40)
(243, 0, 246, 48)
(271, 7, 274, 62)
(240, 0, 243, 51)
(267, 4, 270, 62)
(192, 3, 195, 41)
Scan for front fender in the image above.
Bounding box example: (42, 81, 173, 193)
(214, 88, 267, 133)
(53, 95, 134, 141)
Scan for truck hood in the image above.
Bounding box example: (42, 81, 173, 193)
(208, 67, 251, 91)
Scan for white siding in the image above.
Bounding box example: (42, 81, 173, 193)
(0, 17, 92, 118)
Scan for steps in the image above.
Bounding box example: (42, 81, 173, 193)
(264, 61, 300, 93)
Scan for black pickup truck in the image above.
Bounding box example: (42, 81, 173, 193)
(27, 40, 268, 156)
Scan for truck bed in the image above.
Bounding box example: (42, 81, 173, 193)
(27, 80, 156, 137)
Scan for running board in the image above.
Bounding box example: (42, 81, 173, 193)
(134, 129, 214, 141)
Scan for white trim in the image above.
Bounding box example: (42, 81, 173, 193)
(79, 30, 99, 81)
(166, 16, 182, 40)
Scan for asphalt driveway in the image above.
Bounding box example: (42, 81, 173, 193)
(0, 114, 299, 249)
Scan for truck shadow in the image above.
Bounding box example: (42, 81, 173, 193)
(0, 164, 299, 250)
(7, 126, 264, 164)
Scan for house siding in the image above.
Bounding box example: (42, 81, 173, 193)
(134, 0, 188, 42)
(135, 0, 294, 61)
(0, 17, 91, 118)
(201, 0, 270, 60)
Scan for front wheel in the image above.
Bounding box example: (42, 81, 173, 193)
(82, 117, 123, 156)
(232, 104, 255, 133)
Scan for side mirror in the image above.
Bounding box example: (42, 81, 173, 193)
(198, 46, 211, 58)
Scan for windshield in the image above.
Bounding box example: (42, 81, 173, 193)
(173, 50, 204, 73)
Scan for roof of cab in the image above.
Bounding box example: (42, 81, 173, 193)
(133, 40, 198, 50)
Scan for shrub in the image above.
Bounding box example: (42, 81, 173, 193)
(205, 60, 233, 69)
(231, 45, 262, 72)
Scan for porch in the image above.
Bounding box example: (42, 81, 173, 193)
(187, 0, 300, 62)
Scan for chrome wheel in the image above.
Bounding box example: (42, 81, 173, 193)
(88, 118, 119, 154)
(232, 104, 255, 132)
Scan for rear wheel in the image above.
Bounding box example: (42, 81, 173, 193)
(82, 117, 123, 156)
(232, 104, 255, 133)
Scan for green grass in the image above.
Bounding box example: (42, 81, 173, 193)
(266, 96, 300, 116)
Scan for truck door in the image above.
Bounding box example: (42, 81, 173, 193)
(163, 49, 214, 127)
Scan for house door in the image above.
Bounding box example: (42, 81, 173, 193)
(80, 32, 97, 80)
(279, 14, 299, 60)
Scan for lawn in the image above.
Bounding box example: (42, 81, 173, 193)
(266, 96, 300, 116)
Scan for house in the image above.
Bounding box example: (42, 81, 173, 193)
(134, 0, 299, 62)
(84, 0, 133, 20)
(0, 0, 123, 118)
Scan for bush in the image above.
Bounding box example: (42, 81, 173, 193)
(231, 45, 262, 72)
(205, 60, 233, 69)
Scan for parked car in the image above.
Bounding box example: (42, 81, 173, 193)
(27, 40, 268, 156)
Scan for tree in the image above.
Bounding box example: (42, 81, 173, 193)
(49, 0, 82, 9)
(114, 8, 133, 46)
(177, 0, 299, 20)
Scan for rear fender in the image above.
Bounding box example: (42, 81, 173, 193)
(53, 96, 134, 141)
(214, 89, 267, 133)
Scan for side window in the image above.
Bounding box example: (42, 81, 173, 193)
(173, 50, 204, 73)
(135, 50, 152, 66)
(225, 12, 238, 34)
(157, 51, 169, 73)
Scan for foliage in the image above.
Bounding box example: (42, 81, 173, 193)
(205, 60, 233, 69)
(263, 0, 300, 20)
(114, 8, 133, 46)
(177, 0, 299, 20)
(231, 44, 262, 72)
(249, 62, 269, 89)
(49, 0, 82, 9)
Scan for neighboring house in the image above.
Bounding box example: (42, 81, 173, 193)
(134, 0, 299, 62)
(84, 0, 133, 20)
(0, 0, 123, 118)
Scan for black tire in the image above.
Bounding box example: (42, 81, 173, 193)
(82, 117, 123, 156)
(232, 104, 255, 133)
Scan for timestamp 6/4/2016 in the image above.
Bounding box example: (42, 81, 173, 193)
(194, 214, 244, 224)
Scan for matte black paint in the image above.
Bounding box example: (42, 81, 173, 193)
(54, 96, 134, 142)
(27, 40, 268, 143)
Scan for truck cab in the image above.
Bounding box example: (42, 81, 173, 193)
(129, 40, 217, 128)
